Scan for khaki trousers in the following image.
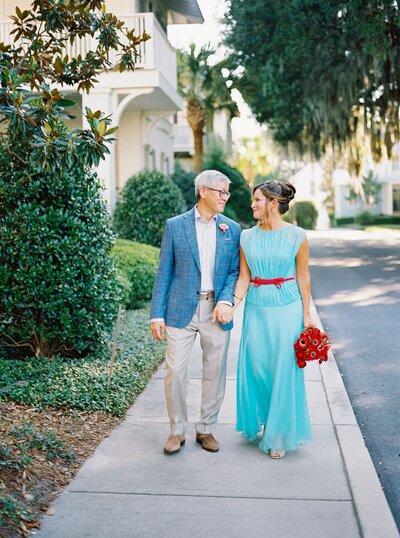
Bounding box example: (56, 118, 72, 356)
(165, 299, 230, 436)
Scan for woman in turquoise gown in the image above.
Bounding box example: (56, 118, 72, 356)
(232, 180, 314, 459)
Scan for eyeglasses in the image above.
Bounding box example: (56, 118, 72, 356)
(206, 187, 231, 200)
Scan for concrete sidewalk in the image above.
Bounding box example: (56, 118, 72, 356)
(36, 302, 399, 538)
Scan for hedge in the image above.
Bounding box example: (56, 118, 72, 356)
(111, 239, 159, 309)
(113, 169, 186, 247)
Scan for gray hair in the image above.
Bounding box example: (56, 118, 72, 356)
(194, 169, 231, 198)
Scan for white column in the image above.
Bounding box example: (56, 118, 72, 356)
(82, 89, 118, 210)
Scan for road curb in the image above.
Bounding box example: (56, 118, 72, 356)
(311, 299, 399, 538)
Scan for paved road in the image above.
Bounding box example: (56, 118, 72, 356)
(308, 228, 400, 530)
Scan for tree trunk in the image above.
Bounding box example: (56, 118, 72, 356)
(187, 97, 206, 173)
(193, 128, 204, 173)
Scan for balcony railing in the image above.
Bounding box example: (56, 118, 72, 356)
(0, 12, 177, 89)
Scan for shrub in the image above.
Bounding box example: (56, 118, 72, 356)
(113, 170, 187, 247)
(111, 239, 160, 309)
(203, 157, 253, 226)
(170, 162, 197, 208)
(0, 3, 148, 360)
(292, 201, 318, 229)
(354, 211, 374, 225)
(0, 149, 119, 360)
(336, 217, 354, 226)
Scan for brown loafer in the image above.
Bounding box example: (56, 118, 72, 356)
(196, 433, 219, 452)
(163, 434, 185, 455)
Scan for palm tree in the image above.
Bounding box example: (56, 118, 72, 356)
(177, 44, 239, 173)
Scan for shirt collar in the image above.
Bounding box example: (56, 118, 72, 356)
(195, 205, 217, 223)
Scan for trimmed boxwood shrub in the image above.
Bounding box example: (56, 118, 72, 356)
(113, 169, 186, 247)
(335, 217, 354, 226)
(291, 201, 319, 229)
(0, 151, 119, 360)
(355, 211, 374, 225)
(170, 162, 197, 208)
(111, 239, 159, 309)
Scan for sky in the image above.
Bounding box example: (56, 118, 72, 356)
(167, 0, 262, 141)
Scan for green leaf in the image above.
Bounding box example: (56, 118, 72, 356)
(57, 99, 76, 107)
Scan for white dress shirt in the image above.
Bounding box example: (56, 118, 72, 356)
(195, 205, 216, 292)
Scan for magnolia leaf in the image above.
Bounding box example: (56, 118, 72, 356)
(57, 99, 76, 107)
(104, 126, 118, 136)
(97, 120, 107, 136)
(54, 57, 65, 74)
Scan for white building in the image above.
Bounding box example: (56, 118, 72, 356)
(334, 145, 400, 219)
(291, 163, 331, 229)
(292, 149, 400, 225)
(172, 107, 234, 170)
(0, 0, 203, 209)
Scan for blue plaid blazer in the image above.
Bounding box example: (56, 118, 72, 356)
(150, 207, 241, 330)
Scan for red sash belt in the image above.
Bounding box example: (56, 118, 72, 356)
(250, 276, 295, 289)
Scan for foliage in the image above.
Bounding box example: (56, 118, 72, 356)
(113, 169, 187, 247)
(0, 494, 35, 530)
(170, 162, 197, 208)
(0, 154, 119, 359)
(0, 307, 167, 417)
(1, 424, 76, 468)
(0, 1, 150, 92)
(354, 211, 375, 225)
(111, 239, 160, 309)
(291, 201, 319, 230)
(348, 171, 382, 206)
(224, 1, 400, 172)
(336, 214, 400, 226)
(177, 44, 239, 172)
(0, 2, 148, 358)
(233, 136, 272, 184)
(203, 152, 253, 226)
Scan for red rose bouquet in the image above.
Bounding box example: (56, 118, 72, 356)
(294, 327, 330, 368)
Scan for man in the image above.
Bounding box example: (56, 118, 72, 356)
(151, 169, 241, 455)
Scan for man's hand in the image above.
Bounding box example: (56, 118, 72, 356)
(151, 320, 166, 341)
(212, 303, 233, 324)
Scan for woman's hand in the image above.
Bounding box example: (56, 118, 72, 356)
(303, 313, 316, 331)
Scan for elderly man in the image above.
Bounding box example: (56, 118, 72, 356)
(151, 169, 240, 454)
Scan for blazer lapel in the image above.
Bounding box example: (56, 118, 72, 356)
(183, 208, 201, 272)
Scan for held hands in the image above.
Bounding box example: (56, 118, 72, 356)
(151, 320, 165, 341)
(212, 303, 234, 324)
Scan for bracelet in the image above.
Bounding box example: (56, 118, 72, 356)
(233, 293, 243, 300)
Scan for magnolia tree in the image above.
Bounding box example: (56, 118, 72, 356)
(0, 1, 150, 358)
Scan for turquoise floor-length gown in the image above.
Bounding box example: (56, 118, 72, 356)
(236, 224, 312, 453)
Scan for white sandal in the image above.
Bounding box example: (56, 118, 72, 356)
(270, 449, 286, 459)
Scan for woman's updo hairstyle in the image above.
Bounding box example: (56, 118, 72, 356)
(253, 180, 296, 215)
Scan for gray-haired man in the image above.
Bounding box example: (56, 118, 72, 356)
(151, 170, 240, 454)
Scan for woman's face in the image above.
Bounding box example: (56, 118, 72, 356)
(251, 188, 275, 221)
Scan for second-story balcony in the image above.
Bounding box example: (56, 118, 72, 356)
(0, 12, 180, 107)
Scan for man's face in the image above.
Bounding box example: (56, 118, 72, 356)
(199, 181, 230, 214)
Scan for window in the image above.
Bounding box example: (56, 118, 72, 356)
(393, 185, 400, 213)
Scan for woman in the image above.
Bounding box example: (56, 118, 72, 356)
(232, 180, 314, 459)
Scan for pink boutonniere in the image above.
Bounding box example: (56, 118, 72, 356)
(219, 223, 229, 233)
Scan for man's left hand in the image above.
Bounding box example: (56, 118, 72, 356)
(212, 303, 233, 324)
